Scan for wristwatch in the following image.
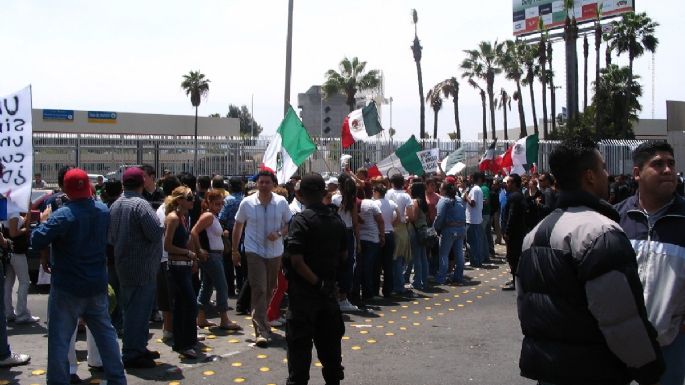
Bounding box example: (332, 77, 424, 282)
(277, 230, 283, 237)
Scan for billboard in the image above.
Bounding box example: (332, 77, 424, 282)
(513, 0, 634, 36)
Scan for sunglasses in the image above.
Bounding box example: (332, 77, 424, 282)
(185, 195, 194, 201)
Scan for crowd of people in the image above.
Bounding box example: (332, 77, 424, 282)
(0, 139, 683, 385)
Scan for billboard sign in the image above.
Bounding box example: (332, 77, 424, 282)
(88, 111, 117, 123)
(513, 0, 634, 36)
(42, 109, 74, 121)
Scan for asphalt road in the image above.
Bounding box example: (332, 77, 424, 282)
(1, 245, 535, 385)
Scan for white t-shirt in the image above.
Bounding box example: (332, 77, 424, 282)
(331, 193, 353, 229)
(375, 198, 398, 233)
(289, 198, 305, 216)
(386, 188, 412, 224)
(358, 199, 382, 243)
(2, 211, 25, 256)
(465, 185, 484, 225)
(156, 204, 168, 263)
(235, 192, 292, 258)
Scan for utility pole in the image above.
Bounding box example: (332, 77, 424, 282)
(283, 0, 294, 117)
(564, 15, 579, 130)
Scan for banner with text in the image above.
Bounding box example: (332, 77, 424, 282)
(418, 148, 440, 174)
(0, 86, 33, 213)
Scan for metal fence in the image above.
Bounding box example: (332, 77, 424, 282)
(33, 133, 644, 183)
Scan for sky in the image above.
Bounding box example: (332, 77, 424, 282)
(2, 0, 683, 140)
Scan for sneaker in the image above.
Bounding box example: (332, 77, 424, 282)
(255, 336, 269, 347)
(338, 299, 359, 312)
(196, 334, 206, 341)
(162, 330, 173, 341)
(0, 352, 30, 368)
(270, 316, 286, 327)
(15, 315, 40, 324)
(501, 282, 516, 291)
(178, 348, 197, 359)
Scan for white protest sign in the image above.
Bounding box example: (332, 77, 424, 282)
(417, 148, 439, 174)
(0, 86, 33, 213)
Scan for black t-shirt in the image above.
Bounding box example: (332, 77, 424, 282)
(284, 203, 347, 298)
(142, 187, 165, 210)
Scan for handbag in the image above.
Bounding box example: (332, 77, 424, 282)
(414, 224, 439, 247)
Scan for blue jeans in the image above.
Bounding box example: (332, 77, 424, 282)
(481, 214, 494, 261)
(410, 231, 428, 290)
(120, 282, 156, 362)
(47, 288, 125, 385)
(437, 227, 465, 283)
(662, 332, 685, 385)
(354, 240, 380, 299)
(169, 264, 198, 351)
(337, 229, 356, 296)
(466, 223, 484, 267)
(378, 232, 395, 296)
(198, 252, 230, 312)
(393, 257, 406, 293)
(0, 261, 10, 360)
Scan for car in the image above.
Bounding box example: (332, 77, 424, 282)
(105, 164, 142, 180)
(88, 174, 105, 184)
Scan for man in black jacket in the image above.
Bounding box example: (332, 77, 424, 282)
(501, 173, 526, 291)
(516, 137, 663, 385)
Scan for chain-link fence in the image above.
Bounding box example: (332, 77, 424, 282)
(33, 133, 644, 183)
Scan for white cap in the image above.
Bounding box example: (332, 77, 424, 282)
(326, 177, 339, 186)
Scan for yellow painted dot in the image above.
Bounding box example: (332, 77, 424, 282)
(244, 316, 251, 320)
(387, 320, 395, 324)
(433, 293, 439, 297)
(423, 297, 430, 301)
(412, 311, 420, 315)
(438, 312, 445, 316)
(367, 339, 377, 344)
(485, 292, 490, 295)
(364, 319, 372, 323)
(399, 326, 407, 330)
(401, 305, 409, 309)
(233, 378, 246, 384)
(342, 336, 350, 340)
(168, 382, 180, 385)
(479, 273, 485, 277)
(448, 308, 455, 311)
(401, 315, 408, 319)
(231, 362, 243, 367)
(156, 338, 163, 343)
(203, 370, 215, 376)
(228, 338, 240, 343)
(360, 330, 369, 334)
(31, 370, 46, 376)
(458, 304, 465, 307)
(444, 298, 451, 302)
(271, 327, 278, 332)
(314, 362, 322, 367)
(376, 325, 384, 328)
(283, 358, 288, 363)
(466, 300, 473, 303)
(462, 290, 469, 294)
(477, 296, 483, 299)
(259, 366, 270, 372)
(204, 326, 210, 330)
(257, 354, 268, 359)
(426, 317, 434, 321)
(412, 322, 421, 326)
(206, 334, 216, 339)
(424, 306, 432, 310)
(202, 347, 213, 352)
(351, 346, 362, 350)
(412, 301, 419, 305)
(390, 309, 398, 312)
(385, 332, 395, 336)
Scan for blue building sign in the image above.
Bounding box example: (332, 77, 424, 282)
(42, 109, 74, 121)
(88, 111, 118, 123)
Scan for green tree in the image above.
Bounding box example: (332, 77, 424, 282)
(538, 25, 549, 137)
(180, 70, 210, 172)
(520, 43, 540, 135)
(547, 41, 557, 134)
(426, 88, 443, 139)
(604, 12, 659, 134)
(468, 79, 487, 143)
(227, 105, 263, 137)
(498, 88, 511, 140)
(322, 57, 381, 112)
(433, 77, 461, 140)
(498, 40, 528, 137)
(411, 9, 426, 140)
(461, 40, 504, 140)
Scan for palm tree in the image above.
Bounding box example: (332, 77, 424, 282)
(594, 6, 602, 130)
(547, 41, 557, 134)
(604, 12, 659, 133)
(498, 88, 511, 140)
(594, 64, 642, 138)
(461, 40, 503, 140)
(411, 9, 426, 139)
(469, 79, 488, 143)
(563, 0, 579, 127)
(520, 44, 540, 135)
(426, 88, 443, 139)
(538, 25, 549, 138)
(323, 57, 381, 112)
(180, 70, 210, 173)
(433, 77, 461, 140)
(583, 34, 589, 111)
(498, 40, 527, 137)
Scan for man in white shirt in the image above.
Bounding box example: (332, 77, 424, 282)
(354, 197, 384, 301)
(385, 174, 413, 295)
(232, 170, 291, 347)
(463, 173, 485, 267)
(289, 181, 305, 216)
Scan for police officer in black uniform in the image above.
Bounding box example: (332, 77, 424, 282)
(283, 173, 347, 385)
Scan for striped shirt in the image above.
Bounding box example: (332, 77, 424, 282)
(108, 191, 164, 286)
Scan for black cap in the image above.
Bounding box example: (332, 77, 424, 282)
(299, 173, 325, 193)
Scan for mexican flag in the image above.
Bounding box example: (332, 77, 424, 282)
(479, 140, 499, 173)
(367, 135, 424, 178)
(261, 106, 316, 184)
(511, 134, 539, 173)
(341, 102, 383, 148)
(441, 147, 466, 175)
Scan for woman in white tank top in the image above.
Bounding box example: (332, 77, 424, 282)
(190, 191, 242, 331)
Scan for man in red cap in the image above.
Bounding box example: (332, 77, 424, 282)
(31, 168, 126, 385)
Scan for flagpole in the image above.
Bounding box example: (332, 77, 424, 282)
(283, 0, 294, 117)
